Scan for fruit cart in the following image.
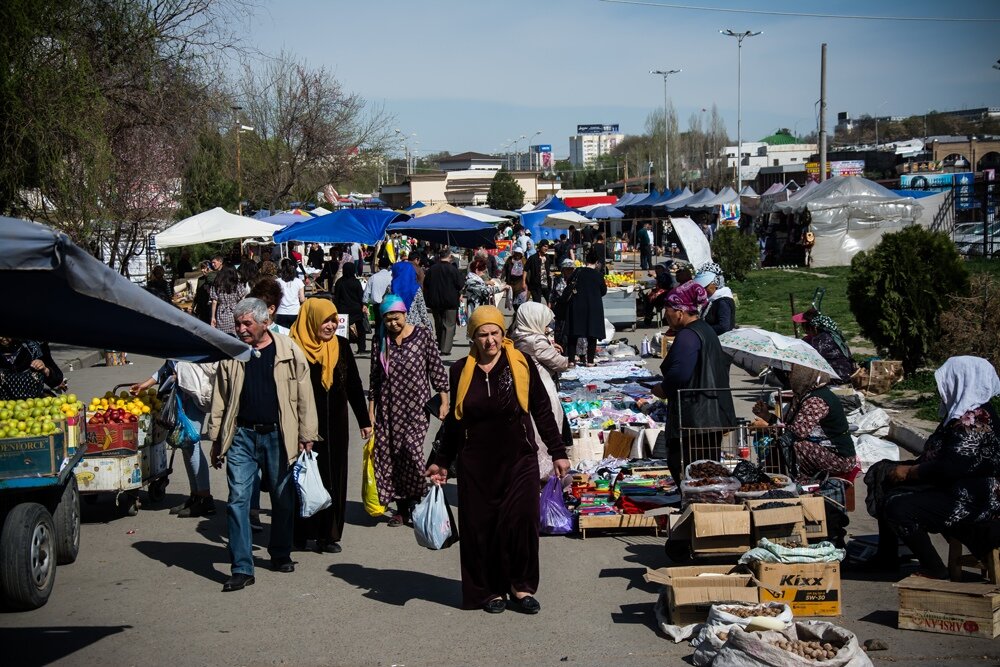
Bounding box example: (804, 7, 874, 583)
(75, 384, 171, 516)
(0, 395, 86, 610)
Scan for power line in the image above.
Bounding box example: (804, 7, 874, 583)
(599, 0, 1000, 22)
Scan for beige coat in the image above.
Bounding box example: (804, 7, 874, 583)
(511, 330, 568, 479)
(208, 333, 319, 464)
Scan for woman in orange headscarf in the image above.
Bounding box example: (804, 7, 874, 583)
(290, 298, 372, 554)
(427, 305, 570, 615)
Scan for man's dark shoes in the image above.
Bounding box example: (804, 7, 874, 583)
(272, 557, 295, 573)
(315, 540, 342, 554)
(177, 495, 215, 518)
(509, 595, 541, 614)
(483, 597, 506, 614)
(170, 496, 194, 515)
(222, 574, 255, 592)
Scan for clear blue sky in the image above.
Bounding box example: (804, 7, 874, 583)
(244, 0, 1000, 160)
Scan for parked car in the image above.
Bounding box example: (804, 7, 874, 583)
(954, 221, 1000, 257)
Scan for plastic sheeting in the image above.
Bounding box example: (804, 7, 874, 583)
(773, 176, 922, 267)
(671, 216, 712, 268)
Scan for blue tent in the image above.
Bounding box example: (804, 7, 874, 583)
(518, 209, 564, 242)
(404, 201, 427, 211)
(259, 212, 312, 226)
(620, 189, 658, 210)
(534, 195, 572, 212)
(387, 212, 497, 249)
(274, 209, 406, 245)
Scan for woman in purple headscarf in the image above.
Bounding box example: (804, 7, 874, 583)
(651, 280, 737, 482)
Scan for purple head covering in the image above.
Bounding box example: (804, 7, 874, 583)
(666, 281, 708, 315)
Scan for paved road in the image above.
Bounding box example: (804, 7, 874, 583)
(4, 326, 997, 666)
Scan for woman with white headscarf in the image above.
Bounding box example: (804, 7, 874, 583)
(693, 261, 735, 335)
(510, 302, 571, 480)
(863, 356, 1000, 578)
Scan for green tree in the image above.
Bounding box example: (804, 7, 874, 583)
(710, 227, 758, 281)
(487, 167, 525, 210)
(847, 226, 970, 373)
(177, 129, 238, 219)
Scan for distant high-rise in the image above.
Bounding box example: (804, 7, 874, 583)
(569, 124, 623, 167)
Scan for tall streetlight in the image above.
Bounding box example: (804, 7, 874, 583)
(231, 106, 254, 215)
(721, 29, 762, 189)
(650, 69, 681, 190)
(523, 130, 542, 169)
(874, 100, 888, 149)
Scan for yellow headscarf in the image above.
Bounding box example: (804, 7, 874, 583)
(289, 298, 340, 390)
(455, 305, 530, 420)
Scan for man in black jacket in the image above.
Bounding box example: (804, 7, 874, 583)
(525, 239, 551, 303)
(423, 248, 464, 355)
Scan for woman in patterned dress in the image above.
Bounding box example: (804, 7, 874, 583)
(368, 295, 449, 526)
(866, 356, 1000, 578)
(209, 265, 248, 335)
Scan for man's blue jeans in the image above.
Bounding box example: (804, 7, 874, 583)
(226, 427, 294, 575)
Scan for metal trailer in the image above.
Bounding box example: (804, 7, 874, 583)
(603, 286, 638, 330)
(75, 384, 172, 517)
(0, 420, 84, 610)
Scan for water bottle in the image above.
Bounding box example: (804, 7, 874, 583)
(640, 335, 651, 357)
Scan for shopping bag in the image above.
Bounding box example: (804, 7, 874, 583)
(167, 390, 201, 449)
(412, 483, 459, 550)
(539, 476, 574, 535)
(293, 450, 332, 518)
(361, 435, 387, 517)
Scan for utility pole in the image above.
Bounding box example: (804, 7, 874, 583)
(819, 44, 827, 182)
(232, 105, 244, 215)
(651, 69, 681, 191)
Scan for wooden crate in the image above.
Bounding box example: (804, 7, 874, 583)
(896, 576, 1000, 639)
(578, 513, 660, 539)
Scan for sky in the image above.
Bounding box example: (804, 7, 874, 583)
(243, 0, 1000, 161)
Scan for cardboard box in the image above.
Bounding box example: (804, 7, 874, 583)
(0, 432, 70, 480)
(896, 576, 1000, 639)
(672, 503, 751, 555)
(84, 421, 139, 456)
(753, 562, 841, 616)
(646, 565, 758, 626)
(745, 498, 808, 548)
(800, 495, 828, 540)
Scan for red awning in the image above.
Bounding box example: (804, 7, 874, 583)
(563, 195, 618, 208)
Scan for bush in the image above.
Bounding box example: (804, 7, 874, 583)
(936, 274, 1000, 372)
(486, 167, 525, 210)
(847, 226, 969, 374)
(710, 227, 758, 282)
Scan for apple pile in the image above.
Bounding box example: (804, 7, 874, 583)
(87, 390, 158, 426)
(0, 394, 84, 439)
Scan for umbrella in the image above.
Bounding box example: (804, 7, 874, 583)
(387, 212, 498, 249)
(541, 211, 595, 229)
(718, 327, 840, 379)
(0, 217, 251, 362)
(584, 205, 624, 220)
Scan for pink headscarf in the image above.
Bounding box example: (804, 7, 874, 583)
(666, 281, 708, 315)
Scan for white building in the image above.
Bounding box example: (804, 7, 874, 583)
(569, 130, 624, 167)
(722, 141, 817, 182)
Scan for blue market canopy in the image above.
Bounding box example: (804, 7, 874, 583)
(259, 212, 312, 226)
(654, 187, 694, 208)
(387, 212, 497, 249)
(614, 192, 639, 207)
(534, 195, 573, 212)
(665, 187, 716, 212)
(404, 201, 427, 211)
(584, 205, 625, 220)
(684, 186, 740, 210)
(273, 209, 407, 246)
(619, 190, 658, 210)
(0, 217, 251, 362)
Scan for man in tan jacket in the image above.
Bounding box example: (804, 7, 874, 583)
(209, 297, 318, 592)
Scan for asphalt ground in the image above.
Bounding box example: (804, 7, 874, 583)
(4, 308, 999, 666)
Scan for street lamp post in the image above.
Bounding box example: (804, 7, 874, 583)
(232, 106, 244, 215)
(721, 29, 762, 190)
(874, 100, 888, 150)
(523, 130, 542, 169)
(650, 69, 681, 191)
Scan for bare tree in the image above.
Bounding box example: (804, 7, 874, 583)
(236, 53, 395, 213)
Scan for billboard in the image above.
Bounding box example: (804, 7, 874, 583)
(805, 160, 865, 178)
(530, 144, 553, 171)
(900, 172, 977, 210)
(577, 124, 619, 135)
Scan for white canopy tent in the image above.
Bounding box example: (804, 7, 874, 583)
(155, 208, 284, 249)
(773, 176, 922, 267)
(541, 211, 596, 229)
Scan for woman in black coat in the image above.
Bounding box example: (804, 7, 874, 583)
(563, 248, 607, 367)
(333, 262, 367, 353)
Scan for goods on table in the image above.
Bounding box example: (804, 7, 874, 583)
(86, 389, 160, 425)
(0, 395, 84, 438)
(770, 639, 840, 661)
(604, 271, 636, 288)
(717, 604, 785, 618)
(687, 460, 730, 479)
(680, 476, 740, 506)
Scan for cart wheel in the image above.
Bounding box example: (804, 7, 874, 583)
(147, 478, 167, 503)
(0, 503, 57, 611)
(127, 494, 140, 517)
(53, 477, 81, 565)
(664, 537, 693, 564)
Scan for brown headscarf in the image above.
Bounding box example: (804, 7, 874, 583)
(789, 364, 831, 402)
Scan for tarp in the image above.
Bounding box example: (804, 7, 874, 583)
(665, 188, 716, 212)
(387, 212, 497, 249)
(786, 180, 817, 200)
(273, 209, 406, 246)
(774, 176, 923, 267)
(760, 182, 786, 196)
(0, 217, 251, 362)
(653, 187, 694, 208)
(670, 217, 712, 268)
(155, 207, 284, 249)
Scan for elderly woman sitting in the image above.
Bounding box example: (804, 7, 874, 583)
(864, 356, 1000, 578)
(792, 310, 856, 383)
(693, 261, 736, 335)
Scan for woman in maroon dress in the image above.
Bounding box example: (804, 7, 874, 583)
(369, 295, 449, 526)
(427, 305, 570, 614)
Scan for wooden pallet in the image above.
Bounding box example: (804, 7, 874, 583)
(578, 513, 661, 539)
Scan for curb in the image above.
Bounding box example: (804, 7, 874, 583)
(64, 350, 104, 373)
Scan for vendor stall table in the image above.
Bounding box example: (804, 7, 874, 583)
(579, 513, 661, 539)
(603, 286, 638, 330)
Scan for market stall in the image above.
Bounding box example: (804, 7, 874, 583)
(154, 207, 285, 249)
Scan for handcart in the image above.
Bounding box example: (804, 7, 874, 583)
(75, 383, 173, 516)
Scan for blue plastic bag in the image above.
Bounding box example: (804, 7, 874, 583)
(167, 391, 201, 449)
(412, 484, 459, 550)
(539, 476, 574, 535)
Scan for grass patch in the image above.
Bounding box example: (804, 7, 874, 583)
(894, 370, 936, 393)
(734, 266, 858, 340)
(911, 395, 1000, 423)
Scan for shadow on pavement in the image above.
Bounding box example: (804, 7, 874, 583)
(598, 566, 661, 593)
(329, 563, 461, 608)
(131, 540, 229, 583)
(344, 499, 384, 528)
(0, 625, 132, 666)
(610, 601, 660, 634)
(859, 609, 898, 629)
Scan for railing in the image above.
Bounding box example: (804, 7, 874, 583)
(930, 187, 955, 234)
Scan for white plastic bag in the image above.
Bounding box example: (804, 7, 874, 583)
(412, 484, 458, 550)
(696, 621, 873, 667)
(293, 451, 332, 518)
